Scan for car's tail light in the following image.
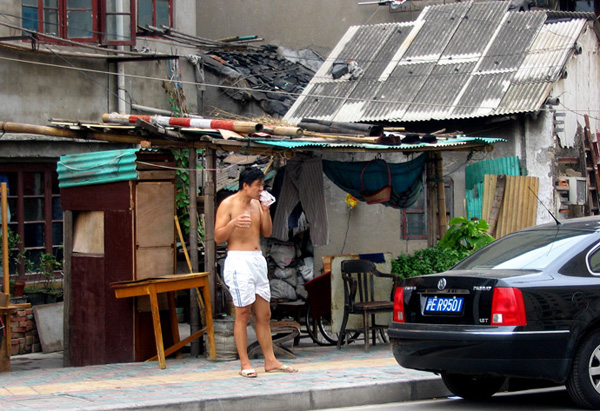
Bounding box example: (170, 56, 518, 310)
(393, 286, 405, 323)
(491, 287, 526, 326)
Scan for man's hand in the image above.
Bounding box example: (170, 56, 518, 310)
(236, 212, 252, 228)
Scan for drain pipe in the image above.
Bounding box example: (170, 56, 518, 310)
(117, 47, 127, 114)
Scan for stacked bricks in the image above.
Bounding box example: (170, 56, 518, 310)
(10, 307, 41, 355)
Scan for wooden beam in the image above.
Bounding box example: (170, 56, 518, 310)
(435, 152, 448, 238)
(63, 210, 73, 367)
(188, 149, 201, 357)
(204, 150, 217, 316)
(426, 152, 437, 247)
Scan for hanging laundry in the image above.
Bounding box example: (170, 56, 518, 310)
(272, 156, 328, 247)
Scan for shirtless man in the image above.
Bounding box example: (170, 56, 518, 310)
(215, 166, 298, 378)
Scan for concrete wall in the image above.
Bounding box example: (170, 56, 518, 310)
(0, 0, 200, 157)
(196, 0, 437, 55)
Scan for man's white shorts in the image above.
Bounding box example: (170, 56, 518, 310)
(223, 250, 270, 307)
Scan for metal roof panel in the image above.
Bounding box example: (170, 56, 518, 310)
(401, 3, 472, 63)
(57, 149, 139, 188)
(441, 1, 510, 61)
(283, 3, 588, 124)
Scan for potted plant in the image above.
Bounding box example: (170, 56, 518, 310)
(39, 253, 63, 304)
(1, 228, 34, 303)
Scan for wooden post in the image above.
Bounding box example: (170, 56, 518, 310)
(1, 183, 8, 293)
(0, 184, 11, 372)
(63, 210, 73, 367)
(188, 149, 201, 357)
(487, 175, 507, 237)
(204, 149, 216, 314)
(426, 153, 437, 247)
(435, 152, 448, 239)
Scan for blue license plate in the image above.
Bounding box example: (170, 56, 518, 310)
(424, 296, 464, 313)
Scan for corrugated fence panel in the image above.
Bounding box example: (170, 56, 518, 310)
(484, 175, 539, 238)
(465, 156, 521, 220)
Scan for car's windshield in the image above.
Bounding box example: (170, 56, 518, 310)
(453, 229, 591, 270)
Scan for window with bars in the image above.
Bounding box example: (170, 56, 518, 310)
(21, 0, 136, 45)
(0, 165, 63, 280)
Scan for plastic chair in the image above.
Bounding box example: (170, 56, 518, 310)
(337, 259, 398, 352)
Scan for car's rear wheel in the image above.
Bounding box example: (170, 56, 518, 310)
(441, 373, 505, 400)
(566, 330, 600, 409)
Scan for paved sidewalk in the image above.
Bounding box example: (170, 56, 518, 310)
(1, 341, 448, 410)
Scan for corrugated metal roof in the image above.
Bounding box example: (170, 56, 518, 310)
(57, 149, 140, 188)
(254, 136, 505, 151)
(284, 2, 587, 124)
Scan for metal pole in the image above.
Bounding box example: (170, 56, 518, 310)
(188, 149, 201, 357)
(1, 183, 8, 294)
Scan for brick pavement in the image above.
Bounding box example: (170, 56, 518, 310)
(0, 341, 448, 410)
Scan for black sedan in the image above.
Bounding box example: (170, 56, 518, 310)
(389, 217, 600, 409)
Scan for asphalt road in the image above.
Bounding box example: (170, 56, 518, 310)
(323, 386, 580, 410)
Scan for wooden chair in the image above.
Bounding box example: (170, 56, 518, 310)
(337, 259, 398, 352)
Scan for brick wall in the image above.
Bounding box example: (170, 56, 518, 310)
(10, 307, 41, 355)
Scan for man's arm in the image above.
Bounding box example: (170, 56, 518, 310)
(214, 202, 235, 244)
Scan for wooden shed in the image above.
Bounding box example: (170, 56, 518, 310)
(58, 148, 177, 366)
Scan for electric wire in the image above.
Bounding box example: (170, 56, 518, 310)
(0, 10, 597, 120)
(0, 52, 594, 119)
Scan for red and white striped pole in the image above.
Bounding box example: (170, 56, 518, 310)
(102, 113, 263, 134)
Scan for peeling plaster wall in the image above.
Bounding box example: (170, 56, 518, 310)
(525, 111, 556, 224)
(548, 26, 600, 147)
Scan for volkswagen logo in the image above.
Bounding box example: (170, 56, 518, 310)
(437, 278, 447, 290)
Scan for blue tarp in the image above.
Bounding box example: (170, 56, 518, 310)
(322, 154, 425, 209)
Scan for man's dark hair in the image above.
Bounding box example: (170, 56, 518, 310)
(239, 167, 264, 190)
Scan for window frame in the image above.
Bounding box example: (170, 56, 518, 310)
(21, 0, 135, 46)
(401, 178, 454, 240)
(0, 164, 63, 281)
(137, 0, 173, 31)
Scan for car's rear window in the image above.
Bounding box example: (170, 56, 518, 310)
(453, 229, 591, 270)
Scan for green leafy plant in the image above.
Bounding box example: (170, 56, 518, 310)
(438, 217, 495, 252)
(392, 246, 470, 279)
(391, 217, 495, 280)
(172, 149, 205, 245)
(39, 252, 62, 291)
(0, 228, 34, 275)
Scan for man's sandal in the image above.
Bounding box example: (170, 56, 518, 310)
(239, 368, 257, 378)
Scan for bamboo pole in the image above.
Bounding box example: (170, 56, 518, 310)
(303, 131, 379, 143)
(262, 126, 303, 137)
(1, 183, 8, 294)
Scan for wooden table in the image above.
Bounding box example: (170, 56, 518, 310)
(0, 305, 23, 372)
(111, 273, 216, 369)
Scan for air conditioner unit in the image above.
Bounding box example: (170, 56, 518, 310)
(566, 177, 587, 205)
